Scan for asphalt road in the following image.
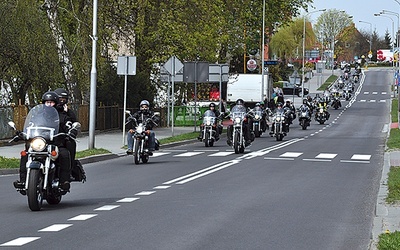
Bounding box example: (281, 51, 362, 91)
(0, 68, 391, 249)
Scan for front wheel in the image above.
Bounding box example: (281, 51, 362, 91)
(233, 131, 241, 154)
(134, 139, 141, 165)
(254, 124, 261, 137)
(300, 119, 307, 130)
(27, 169, 44, 211)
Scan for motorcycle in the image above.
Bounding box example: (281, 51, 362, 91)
(271, 111, 287, 141)
(8, 104, 83, 211)
(297, 106, 311, 130)
(342, 87, 352, 101)
(126, 110, 160, 164)
(229, 105, 252, 154)
(251, 107, 264, 138)
(315, 104, 329, 125)
(331, 94, 341, 110)
(199, 110, 220, 147)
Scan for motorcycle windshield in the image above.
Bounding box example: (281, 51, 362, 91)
(203, 110, 216, 125)
(231, 105, 246, 120)
(24, 104, 59, 140)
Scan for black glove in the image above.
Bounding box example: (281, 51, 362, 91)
(69, 128, 78, 139)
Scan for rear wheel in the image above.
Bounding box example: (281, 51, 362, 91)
(27, 169, 44, 211)
(134, 140, 141, 165)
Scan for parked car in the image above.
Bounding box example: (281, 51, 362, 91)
(278, 81, 309, 97)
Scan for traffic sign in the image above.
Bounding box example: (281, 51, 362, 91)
(163, 56, 183, 76)
(264, 60, 278, 66)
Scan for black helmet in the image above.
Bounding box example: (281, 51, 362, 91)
(54, 88, 69, 106)
(236, 99, 244, 105)
(303, 98, 308, 104)
(42, 91, 59, 105)
(209, 103, 216, 108)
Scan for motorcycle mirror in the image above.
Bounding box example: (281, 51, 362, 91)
(125, 110, 131, 115)
(154, 111, 160, 116)
(72, 122, 81, 130)
(8, 121, 16, 130)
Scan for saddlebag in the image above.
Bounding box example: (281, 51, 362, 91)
(71, 160, 86, 182)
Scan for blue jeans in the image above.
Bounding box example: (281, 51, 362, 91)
(127, 130, 156, 151)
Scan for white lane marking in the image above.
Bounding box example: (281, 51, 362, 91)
(340, 160, 370, 164)
(303, 159, 332, 162)
(382, 92, 387, 95)
(163, 161, 237, 185)
(280, 152, 303, 158)
(379, 100, 386, 103)
(151, 152, 171, 157)
(209, 151, 235, 156)
(176, 160, 241, 184)
(315, 153, 337, 159)
(135, 191, 156, 196)
(0, 237, 40, 246)
(174, 152, 204, 157)
(364, 91, 369, 95)
(117, 198, 140, 203)
(68, 214, 98, 221)
(153, 185, 171, 189)
(194, 149, 218, 152)
(38, 224, 73, 232)
(370, 100, 376, 103)
(351, 154, 371, 160)
(372, 92, 378, 95)
(264, 157, 294, 161)
(161, 149, 187, 152)
(359, 100, 367, 102)
(94, 205, 120, 211)
(382, 124, 389, 133)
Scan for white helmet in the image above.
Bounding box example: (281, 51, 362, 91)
(139, 100, 150, 111)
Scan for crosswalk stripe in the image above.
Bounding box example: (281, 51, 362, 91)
(315, 153, 337, 159)
(151, 152, 171, 157)
(0, 237, 40, 246)
(279, 152, 303, 158)
(38, 224, 73, 232)
(209, 152, 235, 156)
(351, 154, 371, 160)
(174, 152, 204, 157)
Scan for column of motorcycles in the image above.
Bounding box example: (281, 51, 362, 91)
(197, 66, 360, 154)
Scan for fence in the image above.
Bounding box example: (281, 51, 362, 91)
(0, 104, 172, 140)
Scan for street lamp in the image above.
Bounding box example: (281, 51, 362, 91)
(302, 9, 326, 98)
(374, 13, 394, 66)
(261, 0, 266, 102)
(358, 20, 372, 60)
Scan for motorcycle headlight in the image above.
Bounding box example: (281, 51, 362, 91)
(31, 137, 46, 151)
(234, 117, 241, 124)
(137, 125, 143, 133)
(255, 114, 260, 119)
(276, 117, 281, 122)
(319, 108, 324, 113)
(206, 120, 211, 126)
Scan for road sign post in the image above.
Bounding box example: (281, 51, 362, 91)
(117, 56, 136, 145)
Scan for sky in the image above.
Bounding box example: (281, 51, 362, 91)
(303, 0, 400, 38)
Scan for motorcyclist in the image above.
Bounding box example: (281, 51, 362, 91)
(254, 102, 269, 132)
(316, 96, 330, 120)
(198, 102, 223, 141)
(269, 102, 289, 135)
(54, 88, 79, 175)
(126, 100, 159, 155)
(226, 99, 254, 147)
(298, 98, 312, 122)
(283, 99, 296, 125)
(13, 91, 72, 192)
